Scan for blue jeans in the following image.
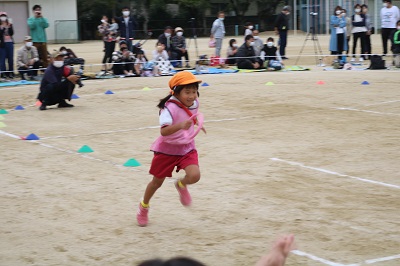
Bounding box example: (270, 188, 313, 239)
(0, 42, 14, 77)
(278, 31, 287, 57)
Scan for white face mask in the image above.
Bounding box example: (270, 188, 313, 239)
(26, 42, 33, 47)
(232, 43, 238, 47)
(383, 3, 388, 7)
(249, 41, 255, 46)
(254, 36, 259, 39)
(342, 13, 347, 16)
(101, 19, 106, 23)
(164, 32, 171, 37)
(53, 61, 64, 68)
(123, 11, 130, 16)
(286, 12, 290, 15)
(355, 8, 361, 13)
(398, 26, 400, 30)
(248, 26, 253, 30)
(0, 17, 6, 22)
(176, 32, 183, 37)
(61, 50, 68, 55)
(267, 42, 274, 47)
(219, 17, 224, 21)
(336, 10, 342, 15)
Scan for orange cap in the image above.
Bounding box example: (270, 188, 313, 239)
(168, 71, 202, 90)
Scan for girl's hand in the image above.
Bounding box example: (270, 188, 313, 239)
(180, 120, 193, 130)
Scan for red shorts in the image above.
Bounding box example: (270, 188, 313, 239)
(149, 149, 199, 178)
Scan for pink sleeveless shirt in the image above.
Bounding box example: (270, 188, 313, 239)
(150, 99, 199, 155)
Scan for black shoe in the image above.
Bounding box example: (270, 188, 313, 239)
(21, 74, 26, 80)
(39, 104, 47, 111)
(29, 76, 35, 81)
(58, 100, 74, 108)
(282, 56, 289, 60)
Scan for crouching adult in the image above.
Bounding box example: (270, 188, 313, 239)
(37, 51, 79, 110)
(236, 34, 263, 69)
(17, 36, 40, 80)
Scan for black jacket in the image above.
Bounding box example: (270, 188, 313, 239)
(274, 12, 289, 31)
(0, 25, 14, 48)
(118, 16, 138, 39)
(236, 43, 256, 64)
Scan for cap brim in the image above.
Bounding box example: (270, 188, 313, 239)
(179, 78, 202, 86)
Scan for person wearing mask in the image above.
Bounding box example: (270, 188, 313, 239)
(329, 6, 347, 61)
(118, 7, 138, 52)
(381, 0, 400, 56)
(244, 22, 254, 37)
(98, 16, 116, 72)
(17, 36, 40, 80)
(351, 4, 367, 63)
(261, 37, 283, 71)
(236, 35, 263, 69)
(210, 11, 226, 57)
(362, 4, 373, 59)
(274, 6, 291, 60)
(158, 26, 173, 55)
(111, 41, 136, 76)
(152, 42, 174, 75)
(37, 51, 79, 111)
(342, 9, 352, 56)
(0, 12, 14, 79)
(171, 27, 190, 68)
(27, 5, 49, 68)
(252, 29, 264, 58)
(226, 39, 238, 65)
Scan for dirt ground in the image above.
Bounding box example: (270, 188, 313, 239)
(1, 33, 400, 266)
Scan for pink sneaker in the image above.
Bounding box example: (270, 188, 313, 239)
(175, 181, 192, 206)
(136, 203, 149, 226)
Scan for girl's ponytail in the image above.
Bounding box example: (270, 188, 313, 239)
(157, 94, 173, 109)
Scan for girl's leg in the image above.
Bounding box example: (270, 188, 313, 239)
(143, 176, 166, 205)
(175, 165, 200, 206)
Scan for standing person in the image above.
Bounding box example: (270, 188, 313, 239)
(351, 4, 367, 63)
(236, 35, 263, 69)
(329, 6, 347, 61)
(342, 9, 352, 55)
(171, 27, 190, 68)
(27, 5, 49, 68)
(37, 51, 79, 111)
(98, 16, 116, 72)
(136, 71, 204, 227)
(210, 11, 226, 57)
(0, 12, 14, 79)
(252, 29, 264, 57)
(362, 4, 373, 59)
(244, 22, 254, 37)
(17, 36, 40, 80)
(118, 6, 137, 52)
(274, 6, 290, 60)
(380, 0, 400, 56)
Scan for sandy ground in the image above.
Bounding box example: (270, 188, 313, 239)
(1, 33, 400, 266)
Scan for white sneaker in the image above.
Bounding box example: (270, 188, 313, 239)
(359, 58, 364, 62)
(351, 58, 356, 62)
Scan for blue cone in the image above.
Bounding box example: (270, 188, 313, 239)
(201, 82, 209, 86)
(105, 90, 114, 94)
(361, 81, 370, 85)
(15, 105, 25, 110)
(71, 94, 80, 99)
(25, 133, 40, 140)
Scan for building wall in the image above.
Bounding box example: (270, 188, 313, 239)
(0, 0, 77, 43)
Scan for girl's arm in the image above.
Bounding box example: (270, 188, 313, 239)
(161, 120, 192, 136)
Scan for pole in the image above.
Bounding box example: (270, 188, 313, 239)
(294, 0, 297, 36)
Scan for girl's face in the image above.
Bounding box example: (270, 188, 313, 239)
(176, 84, 198, 107)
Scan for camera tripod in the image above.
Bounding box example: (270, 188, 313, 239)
(295, 13, 324, 66)
(187, 18, 199, 59)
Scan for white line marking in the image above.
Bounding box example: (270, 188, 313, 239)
(270, 158, 400, 189)
(334, 107, 400, 116)
(364, 254, 400, 264)
(0, 130, 21, 139)
(364, 100, 400, 107)
(291, 250, 345, 266)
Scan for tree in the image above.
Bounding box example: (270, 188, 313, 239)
(256, 0, 285, 30)
(227, 0, 252, 24)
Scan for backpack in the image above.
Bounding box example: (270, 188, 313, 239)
(369, 55, 386, 70)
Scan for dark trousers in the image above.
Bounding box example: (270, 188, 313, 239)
(172, 50, 189, 62)
(37, 80, 75, 106)
(237, 59, 263, 69)
(102, 41, 116, 64)
(18, 61, 40, 78)
(381, 28, 395, 55)
(365, 33, 372, 59)
(33, 42, 48, 68)
(352, 32, 366, 58)
(226, 55, 236, 65)
(332, 33, 344, 60)
(346, 36, 350, 54)
(0, 42, 14, 77)
(112, 61, 134, 75)
(278, 30, 288, 56)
